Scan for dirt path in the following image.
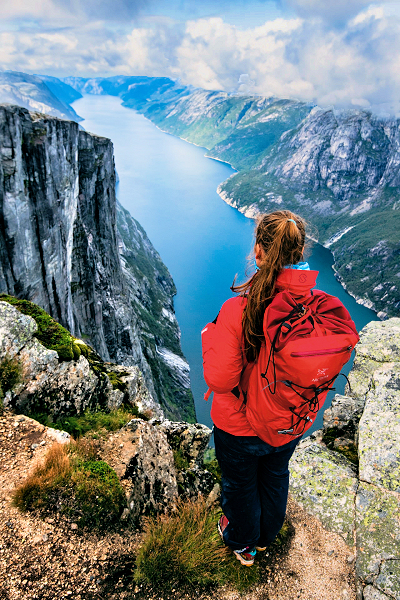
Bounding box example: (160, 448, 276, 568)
(0, 413, 356, 600)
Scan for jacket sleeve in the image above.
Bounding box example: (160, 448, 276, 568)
(201, 297, 244, 394)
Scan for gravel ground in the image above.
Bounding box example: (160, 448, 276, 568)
(0, 413, 356, 600)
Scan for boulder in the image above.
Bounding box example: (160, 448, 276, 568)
(290, 439, 358, 546)
(101, 418, 178, 523)
(358, 364, 400, 493)
(362, 585, 393, 600)
(289, 318, 400, 599)
(0, 302, 159, 419)
(157, 420, 212, 467)
(356, 482, 400, 592)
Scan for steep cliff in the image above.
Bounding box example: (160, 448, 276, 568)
(0, 104, 194, 421)
(0, 71, 82, 121)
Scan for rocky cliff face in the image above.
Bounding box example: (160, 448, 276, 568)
(0, 104, 194, 421)
(289, 317, 400, 600)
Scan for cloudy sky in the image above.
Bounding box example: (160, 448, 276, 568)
(1, 0, 400, 113)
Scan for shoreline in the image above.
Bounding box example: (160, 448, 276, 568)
(122, 99, 381, 321)
(216, 186, 382, 319)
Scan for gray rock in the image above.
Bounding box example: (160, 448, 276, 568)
(289, 441, 358, 546)
(101, 419, 178, 523)
(157, 420, 212, 467)
(102, 363, 163, 419)
(177, 466, 215, 499)
(363, 585, 392, 600)
(348, 318, 400, 401)
(358, 364, 400, 493)
(0, 302, 38, 359)
(356, 482, 400, 583)
(375, 560, 400, 599)
(352, 319, 400, 363)
(323, 394, 363, 436)
(0, 302, 157, 419)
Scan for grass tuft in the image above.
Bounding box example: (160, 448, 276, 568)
(12, 441, 127, 528)
(134, 497, 259, 592)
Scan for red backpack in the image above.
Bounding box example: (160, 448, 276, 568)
(242, 289, 359, 446)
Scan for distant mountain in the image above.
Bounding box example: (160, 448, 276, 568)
(0, 71, 82, 121)
(37, 74, 83, 106)
(63, 75, 399, 318)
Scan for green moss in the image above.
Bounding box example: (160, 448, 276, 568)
(106, 370, 130, 392)
(0, 355, 22, 394)
(173, 448, 190, 471)
(29, 406, 148, 439)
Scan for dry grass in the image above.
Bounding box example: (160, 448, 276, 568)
(12, 441, 127, 528)
(13, 443, 71, 511)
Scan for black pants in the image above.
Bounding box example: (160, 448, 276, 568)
(214, 425, 300, 551)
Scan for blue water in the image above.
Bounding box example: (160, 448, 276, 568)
(73, 94, 378, 434)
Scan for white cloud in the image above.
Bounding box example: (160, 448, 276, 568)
(1, 2, 400, 114)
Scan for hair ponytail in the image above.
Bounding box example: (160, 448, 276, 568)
(232, 210, 306, 362)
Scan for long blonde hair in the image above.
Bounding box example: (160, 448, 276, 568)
(232, 210, 306, 362)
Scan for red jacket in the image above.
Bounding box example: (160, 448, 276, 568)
(201, 269, 319, 437)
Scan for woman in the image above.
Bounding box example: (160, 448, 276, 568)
(201, 210, 355, 567)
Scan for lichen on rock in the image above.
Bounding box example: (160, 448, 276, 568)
(289, 317, 400, 599)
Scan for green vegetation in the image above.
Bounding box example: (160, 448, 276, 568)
(203, 448, 222, 485)
(0, 295, 86, 361)
(203, 458, 222, 485)
(12, 440, 127, 529)
(173, 448, 190, 471)
(0, 355, 23, 413)
(134, 497, 259, 592)
(30, 406, 148, 439)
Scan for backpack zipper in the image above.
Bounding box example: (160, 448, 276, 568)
(291, 346, 352, 357)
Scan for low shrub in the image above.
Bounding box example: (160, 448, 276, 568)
(12, 441, 127, 529)
(134, 497, 259, 592)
